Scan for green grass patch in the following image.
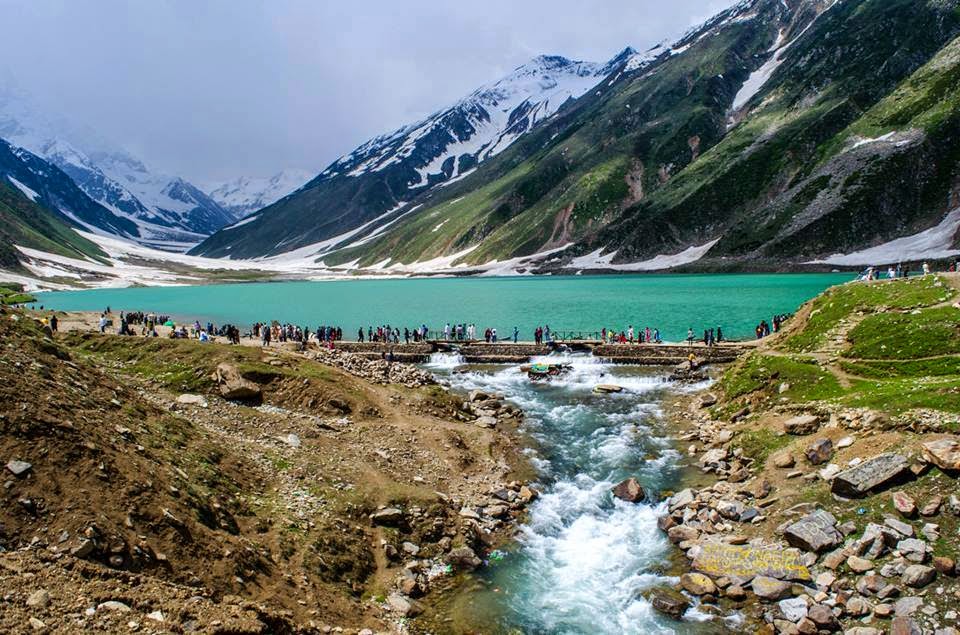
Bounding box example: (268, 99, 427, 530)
(732, 428, 792, 468)
(841, 357, 960, 378)
(841, 376, 960, 416)
(844, 306, 960, 359)
(717, 353, 845, 404)
(781, 276, 953, 353)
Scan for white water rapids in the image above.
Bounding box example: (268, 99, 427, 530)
(425, 353, 736, 633)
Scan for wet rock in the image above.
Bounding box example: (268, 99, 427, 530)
(5, 460, 32, 476)
(594, 384, 624, 394)
(805, 439, 833, 466)
(447, 546, 482, 571)
(645, 587, 690, 619)
(468, 390, 493, 402)
(215, 363, 262, 401)
(725, 584, 747, 600)
(830, 453, 910, 498)
(783, 510, 842, 553)
(611, 477, 645, 503)
(785, 415, 820, 435)
(752, 575, 792, 600)
(892, 491, 917, 517)
(922, 437, 960, 471)
(680, 573, 717, 596)
(902, 564, 935, 587)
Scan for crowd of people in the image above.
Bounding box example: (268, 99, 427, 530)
(360, 324, 429, 344)
(601, 325, 663, 345)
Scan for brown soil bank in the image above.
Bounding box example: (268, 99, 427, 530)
(0, 307, 533, 633)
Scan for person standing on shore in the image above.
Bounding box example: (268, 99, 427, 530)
(513, 326, 519, 343)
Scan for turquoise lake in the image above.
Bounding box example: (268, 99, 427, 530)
(37, 273, 852, 341)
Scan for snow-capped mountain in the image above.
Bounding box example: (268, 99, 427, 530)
(0, 87, 235, 251)
(207, 169, 314, 218)
(325, 53, 631, 188)
(192, 51, 632, 258)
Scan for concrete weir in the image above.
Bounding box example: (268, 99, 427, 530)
(322, 340, 746, 366)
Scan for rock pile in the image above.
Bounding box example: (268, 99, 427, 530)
(459, 390, 523, 429)
(372, 480, 539, 616)
(308, 348, 436, 387)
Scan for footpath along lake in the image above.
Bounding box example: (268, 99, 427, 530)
(39, 273, 851, 632)
(37, 273, 852, 341)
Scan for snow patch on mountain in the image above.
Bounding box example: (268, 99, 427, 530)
(6, 175, 38, 201)
(569, 239, 721, 271)
(812, 209, 960, 266)
(208, 169, 314, 217)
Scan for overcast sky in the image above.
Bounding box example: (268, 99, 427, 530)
(0, 0, 730, 185)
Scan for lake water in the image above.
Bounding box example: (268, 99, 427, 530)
(37, 273, 851, 341)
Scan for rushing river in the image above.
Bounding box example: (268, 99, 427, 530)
(425, 353, 733, 634)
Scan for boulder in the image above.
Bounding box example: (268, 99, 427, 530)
(752, 575, 793, 600)
(894, 596, 923, 616)
(847, 555, 874, 573)
(691, 542, 810, 580)
(897, 538, 928, 563)
(920, 495, 942, 517)
(386, 593, 423, 617)
(890, 617, 922, 635)
(5, 460, 32, 476)
(668, 488, 695, 511)
(176, 393, 208, 407)
(447, 546, 482, 571)
(922, 438, 960, 471)
(215, 363, 262, 401)
(805, 439, 833, 466)
(699, 448, 728, 467)
(369, 508, 405, 526)
(699, 393, 718, 408)
(830, 453, 910, 498)
(645, 587, 689, 619)
(680, 572, 717, 596)
(667, 525, 700, 544)
(611, 477, 645, 503)
(901, 564, 935, 588)
(779, 597, 808, 622)
(468, 390, 493, 402)
(933, 555, 956, 575)
(783, 510, 843, 553)
(806, 604, 840, 631)
(892, 491, 917, 517)
(593, 384, 624, 394)
(784, 414, 820, 435)
(772, 451, 796, 469)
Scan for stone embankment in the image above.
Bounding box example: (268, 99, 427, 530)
(655, 399, 960, 634)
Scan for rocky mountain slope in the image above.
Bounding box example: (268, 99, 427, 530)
(194, 0, 960, 273)
(190, 51, 637, 259)
(0, 89, 236, 250)
(0, 138, 140, 265)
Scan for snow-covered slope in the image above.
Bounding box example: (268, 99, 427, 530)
(192, 51, 633, 258)
(207, 169, 314, 218)
(327, 53, 630, 187)
(0, 88, 234, 251)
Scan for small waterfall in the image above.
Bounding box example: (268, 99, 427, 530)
(426, 351, 466, 369)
